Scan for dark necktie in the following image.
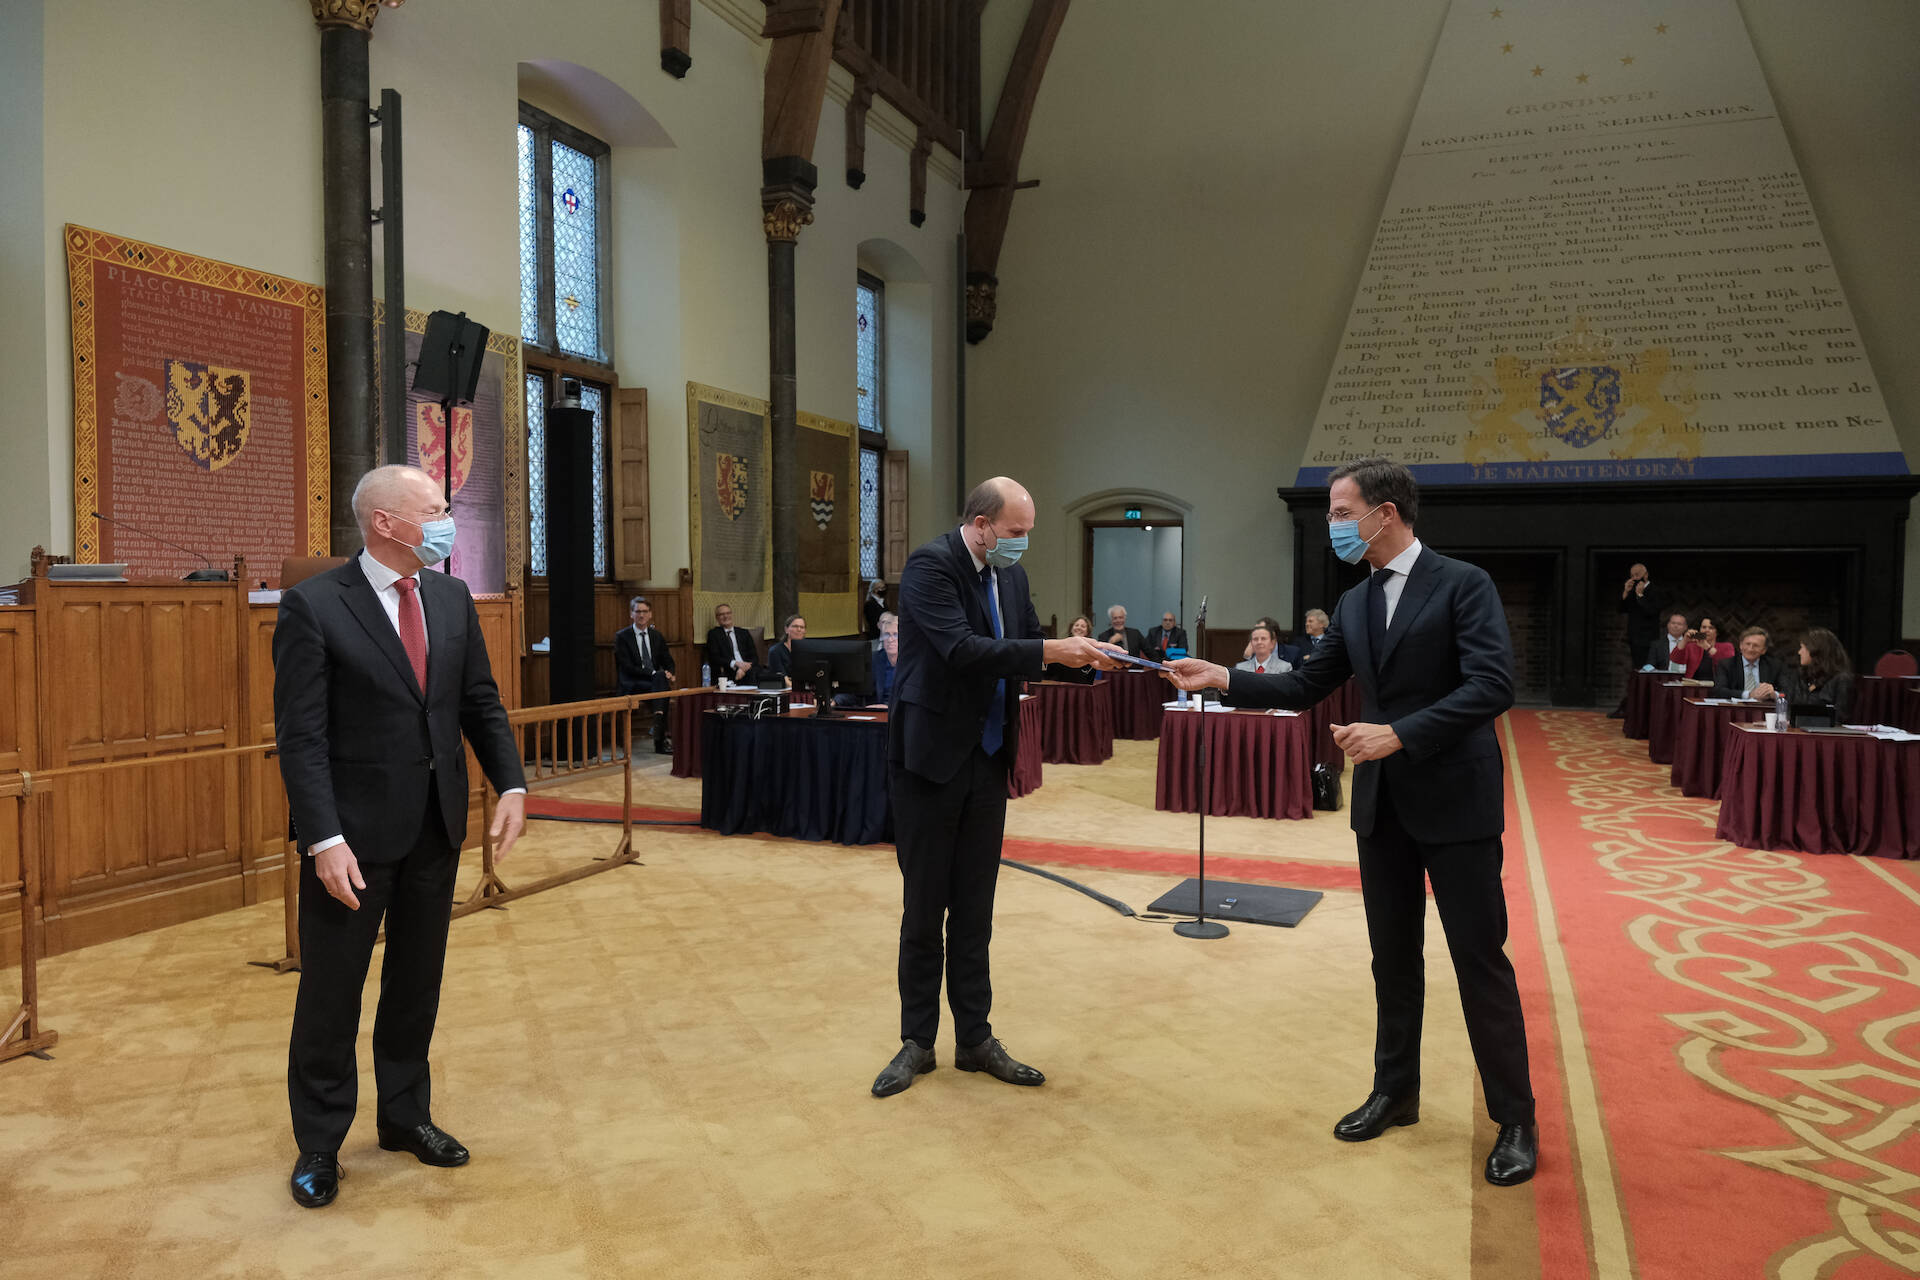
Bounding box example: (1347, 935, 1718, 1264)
(1367, 568, 1391, 658)
(637, 628, 651, 672)
(979, 566, 1006, 755)
(395, 577, 427, 693)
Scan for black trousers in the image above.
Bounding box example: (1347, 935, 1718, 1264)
(288, 789, 459, 1152)
(892, 746, 1008, 1050)
(1357, 780, 1535, 1126)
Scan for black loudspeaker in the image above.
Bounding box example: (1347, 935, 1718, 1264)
(545, 401, 597, 706)
(413, 310, 490, 404)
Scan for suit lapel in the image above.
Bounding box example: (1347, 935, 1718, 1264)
(338, 556, 426, 703)
(946, 530, 992, 635)
(421, 569, 458, 703)
(1377, 548, 1441, 670)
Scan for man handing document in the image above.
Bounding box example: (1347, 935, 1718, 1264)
(1165, 457, 1538, 1187)
(873, 477, 1125, 1098)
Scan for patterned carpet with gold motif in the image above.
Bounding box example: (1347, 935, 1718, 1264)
(2, 711, 1916, 1278)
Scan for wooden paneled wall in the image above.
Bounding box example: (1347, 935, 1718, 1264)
(1, 574, 519, 962)
(521, 569, 695, 705)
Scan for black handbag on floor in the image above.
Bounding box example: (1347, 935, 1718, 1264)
(1311, 763, 1342, 811)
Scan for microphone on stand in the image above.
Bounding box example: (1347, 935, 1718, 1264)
(1175, 590, 1228, 940)
(91, 510, 231, 581)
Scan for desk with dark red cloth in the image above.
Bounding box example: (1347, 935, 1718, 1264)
(669, 688, 787, 778)
(1647, 680, 1712, 765)
(1669, 698, 1766, 799)
(1008, 694, 1043, 798)
(1108, 671, 1167, 740)
(1622, 670, 1671, 740)
(1716, 724, 1920, 859)
(1154, 708, 1314, 820)
(1034, 679, 1115, 765)
(1307, 677, 1363, 774)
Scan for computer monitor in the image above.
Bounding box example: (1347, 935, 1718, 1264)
(791, 636, 873, 714)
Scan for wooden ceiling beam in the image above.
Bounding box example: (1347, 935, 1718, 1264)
(963, 0, 1070, 342)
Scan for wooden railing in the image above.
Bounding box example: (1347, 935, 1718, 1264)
(836, 0, 980, 158)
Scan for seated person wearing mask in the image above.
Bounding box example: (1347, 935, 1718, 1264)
(1711, 626, 1788, 702)
(704, 602, 759, 684)
(764, 614, 805, 682)
(1784, 627, 1855, 723)
(1043, 616, 1100, 683)
(1235, 623, 1292, 675)
(1101, 605, 1146, 658)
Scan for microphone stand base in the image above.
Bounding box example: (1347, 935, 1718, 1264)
(1173, 919, 1229, 940)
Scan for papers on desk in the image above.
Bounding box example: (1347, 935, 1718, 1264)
(1163, 701, 1234, 711)
(1694, 698, 1763, 706)
(1846, 724, 1920, 741)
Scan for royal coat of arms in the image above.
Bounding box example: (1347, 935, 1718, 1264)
(1539, 362, 1623, 448)
(809, 470, 835, 530)
(414, 403, 473, 496)
(716, 453, 749, 521)
(164, 359, 250, 471)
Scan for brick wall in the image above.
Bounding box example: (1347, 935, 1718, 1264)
(1455, 552, 1556, 706)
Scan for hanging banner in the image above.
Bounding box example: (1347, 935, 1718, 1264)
(796, 411, 859, 637)
(687, 382, 773, 634)
(1295, 0, 1904, 485)
(66, 225, 328, 579)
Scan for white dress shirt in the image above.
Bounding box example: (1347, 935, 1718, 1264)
(310, 551, 521, 856)
(1371, 537, 1425, 629)
(722, 626, 744, 665)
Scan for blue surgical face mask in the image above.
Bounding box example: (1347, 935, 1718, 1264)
(390, 511, 457, 566)
(1328, 503, 1384, 565)
(983, 523, 1028, 568)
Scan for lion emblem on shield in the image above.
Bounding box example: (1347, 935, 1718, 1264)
(165, 359, 251, 471)
(414, 403, 473, 496)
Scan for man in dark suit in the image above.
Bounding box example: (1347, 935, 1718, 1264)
(1613, 563, 1660, 716)
(1279, 608, 1331, 667)
(1145, 611, 1188, 661)
(704, 602, 758, 685)
(872, 477, 1122, 1098)
(1648, 611, 1690, 670)
(1101, 605, 1147, 657)
(1712, 626, 1787, 701)
(273, 465, 527, 1210)
(1167, 457, 1537, 1188)
(615, 596, 676, 753)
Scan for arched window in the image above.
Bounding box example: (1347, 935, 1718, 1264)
(856, 270, 886, 581)
(517, 101, 615, 578)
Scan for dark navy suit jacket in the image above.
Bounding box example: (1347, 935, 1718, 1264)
(890, 529, 1044, 783)
(1225, 545, 1514, 843)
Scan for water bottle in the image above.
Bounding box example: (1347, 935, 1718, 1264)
(1773, 692, 1788, 732)
(1176, 687, 1189, 709)
(701, 662, 711, 688)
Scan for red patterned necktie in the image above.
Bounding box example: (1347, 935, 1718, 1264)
(1256, 664, 1266, 674)
(395, 576, 428, 692)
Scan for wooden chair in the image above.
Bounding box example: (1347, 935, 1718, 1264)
(281, 556, 348, 589)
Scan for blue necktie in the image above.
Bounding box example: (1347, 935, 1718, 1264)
(980, 566, 1006, 755)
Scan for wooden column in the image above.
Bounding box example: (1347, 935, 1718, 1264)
(310, 0, 397, 551)
(660, 0, 692, 77)
(761, 0, 844, 624)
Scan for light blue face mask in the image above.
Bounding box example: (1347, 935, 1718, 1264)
(1328, 503, 1383, 565)
(392, 512, 458, 566)
(983, 524, 1028, 568)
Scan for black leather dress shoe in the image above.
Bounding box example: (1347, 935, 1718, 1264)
(290, 1151, 342, 1208)
(377, 1120, 470, 1167)
(655, 737, 674, 756)
(1333, 1091, 1420, 1142)
(954, 1036, 1045, 1086)
(1485, 1123, 1539, 1186)
(871, 1041, 937, 1097)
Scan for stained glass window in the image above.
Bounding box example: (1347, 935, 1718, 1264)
(516, 124, 540, 344)
(551, 140, 600, 360)
(516, 104, 608, 362)
(526, 374, 548, 575)
(859, 447, 882, 582)
(579, 382, 610, 578)
(856, 274, 883, 433)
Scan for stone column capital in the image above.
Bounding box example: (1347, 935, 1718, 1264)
(309, 0, 402, 33)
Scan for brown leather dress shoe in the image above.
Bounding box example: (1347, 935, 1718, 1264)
(377, 1120, 470, 1167)
(1333, 1091, 1420, 1142)
(290, 1151, 342, 1208)
(954, 1036, 1045, 1086)
(872, 1040, 937, 1097)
